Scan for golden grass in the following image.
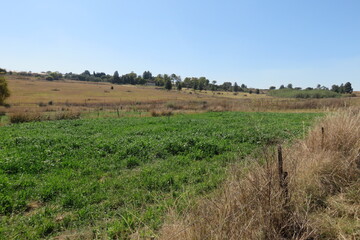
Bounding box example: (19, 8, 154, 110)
(159, 108, 360, 240)
(1, 76, 359, 117)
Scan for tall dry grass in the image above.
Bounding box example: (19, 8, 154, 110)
(8, 110, 81, 123)
(159, 108, 360, 240)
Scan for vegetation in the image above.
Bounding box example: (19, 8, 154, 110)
(268, 88, 342, 98)
(0, 112, 319, 239)
(161, 108, 360, 240)
(331, 82, 353, 94)
(0, 76, 10, 105)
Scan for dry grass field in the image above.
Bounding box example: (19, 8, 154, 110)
(1, 75, 359, 120)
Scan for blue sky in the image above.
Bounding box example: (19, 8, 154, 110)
(1, 0, 360, 89)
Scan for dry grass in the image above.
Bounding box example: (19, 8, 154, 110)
(9, 110, 81, 123)
(159, 108, 360, 240)
(2, 76, 359, 117)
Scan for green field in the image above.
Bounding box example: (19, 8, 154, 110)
(0, 112, 320, 239)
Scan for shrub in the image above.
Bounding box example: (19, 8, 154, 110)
(9, 112, 42, 123)
(0, 76, 10, 105)
(9, 111, 81, 123)
(151, 110, 173, 117)
(54, 111, 81, 120)
(268, 89, 341, 98)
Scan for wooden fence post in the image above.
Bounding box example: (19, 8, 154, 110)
(321, 127, 325, 149)
(278, 145, 289, 205)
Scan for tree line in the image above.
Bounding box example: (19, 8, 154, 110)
(6, 69, 254, 92)
(269, 82, 353, 94)
(1, 67, 355, 95)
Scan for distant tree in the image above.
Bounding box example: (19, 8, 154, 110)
(0, 68, 7, 74)
(255, 89, 260, 94)
(165, 79, 172, 90)
(155, 74, 165, 86)
(234, 82, 240, 92)
(240, 84, 247, 89)
(249, 89, 253, 94)
(287, 83, 293, 89)
(316, 84, 321, 89)
(198, 80, 204, 91)
(112, 71, 121, 84)
(46, 72, 62, 81)
(0, 76, 10, 105)
(45, 76, 54, 81)
(82, 70, 91, 76)
(198, 77, 208, 91)
(331, 84, 340, 93)
(193, 80, 198, 90)
(344, 82, 353, 94)
(170, 73, 181, 84)
(222, 82, 232, 91)
(143, 71, 153, 80)
(279, 85, 285, 89)
(269, 86, 276, 90)
(339, 84, 345, 94)
(176, 81, 182, 91)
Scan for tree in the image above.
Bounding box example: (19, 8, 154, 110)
(0, 76, 10, 105)
(255, 89, 260, 94)
(269, 86, 276, 90)
(234, 82, 240, 92)
(287, 83, 293, 89)
(82, 70, 91, 76)
(222, 82, 232, 91)
(344, 82, 353, 94)
(279, 85, 285, 89)
(112, 71, 121, 84)
(0, 68, 7, 74)
(143, 71, 153, 80)
(176, 81, 182, 91)
(331, 84, 340, 93)
(339, 84, 345, 94)
(165, 79, 172, 90)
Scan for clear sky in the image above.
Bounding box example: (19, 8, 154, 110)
(1, 0, 360, 90)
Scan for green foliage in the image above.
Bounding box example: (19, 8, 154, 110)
(233, 82, 239, 92)
(165, 79, 172, 90)
(268, 88, 341, 98)
(344, 82, 353, 94)
(176, 81, 182, 91)
(0, 76, 10, 105)
(0, 112, 320, 239)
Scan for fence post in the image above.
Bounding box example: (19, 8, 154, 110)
(321, 127, 325, 149)
(278, 145, 289, 205)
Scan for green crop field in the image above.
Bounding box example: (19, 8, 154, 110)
(0, 112, 320, 239)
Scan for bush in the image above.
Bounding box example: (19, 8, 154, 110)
(9, 112, 42, 123)
(54, 111, 81, 120)
(0, 76, 10, 105)
(151, 110, 173, 117)
(268, 89, 341, 98)
(9, 111, 81, 123)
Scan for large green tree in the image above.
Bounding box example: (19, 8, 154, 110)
(0, 76, 10, 105)
(344, 82, 353, 94)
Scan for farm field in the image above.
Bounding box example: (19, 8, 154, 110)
(1, 76, 358, 118)
(0, 111, 320, 239)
